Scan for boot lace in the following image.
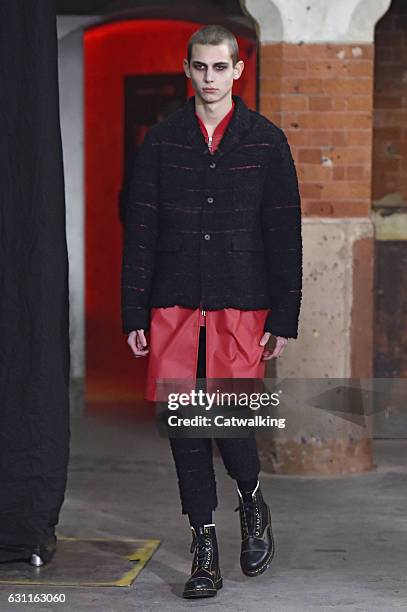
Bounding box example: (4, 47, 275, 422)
(190, 534, 213, 571)
(235, 498, 263, 538)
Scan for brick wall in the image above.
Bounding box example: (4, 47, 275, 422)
(259, 42, 374, 217)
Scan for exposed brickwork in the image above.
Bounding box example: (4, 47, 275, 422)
(259, 43, 374, 217)
(373, 0, 407, 207)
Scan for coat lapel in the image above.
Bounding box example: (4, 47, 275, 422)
(182, 94, 252, 159)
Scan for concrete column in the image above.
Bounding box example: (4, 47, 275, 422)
(241, 0, 392, 474)
(57, 16, 102, 409)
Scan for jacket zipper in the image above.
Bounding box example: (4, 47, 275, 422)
(201, 130, 210, 370)
(194, 308, 202, 386)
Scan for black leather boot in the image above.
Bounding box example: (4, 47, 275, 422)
(235, 481, 275, 577)
(182, 524, 223, 598)
(30, 535, 57, 566)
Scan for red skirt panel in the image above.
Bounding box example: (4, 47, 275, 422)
(145, 306, 270, 402)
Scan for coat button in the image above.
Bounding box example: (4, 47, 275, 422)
(207, 196, 214, 204)
(209, 162, 216, 169)
(203, 233, 211, 241)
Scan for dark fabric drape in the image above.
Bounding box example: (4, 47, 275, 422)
(0, 0, 70, 561)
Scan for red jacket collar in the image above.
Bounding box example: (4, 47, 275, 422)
(194, 99, 235, 140)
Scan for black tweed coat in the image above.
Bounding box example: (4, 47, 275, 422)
(121, 94, 302, 338)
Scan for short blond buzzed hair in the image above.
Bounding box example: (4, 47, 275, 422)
(187, 25, 239, 66)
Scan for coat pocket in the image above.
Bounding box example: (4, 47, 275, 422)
(156, 233, 183, 252)
(229, 231, 265, 252)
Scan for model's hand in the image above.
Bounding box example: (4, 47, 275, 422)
(260, 332, 288, 360)
(127, 329, 149, 357)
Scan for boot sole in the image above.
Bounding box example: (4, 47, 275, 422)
(182, 577, 223, 598)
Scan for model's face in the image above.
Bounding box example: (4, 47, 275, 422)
(183, 43, 244, 104)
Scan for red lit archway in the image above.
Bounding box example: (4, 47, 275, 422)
(84, 19, 257, 411)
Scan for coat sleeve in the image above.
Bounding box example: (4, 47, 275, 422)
(121, 129, 160, 333)
(261, 132, 303, 339)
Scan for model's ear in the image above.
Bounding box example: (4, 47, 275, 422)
(183, 58, 191, 78)
(233, 60, 245, 80)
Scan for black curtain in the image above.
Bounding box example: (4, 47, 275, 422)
(0, 0, 70, 561)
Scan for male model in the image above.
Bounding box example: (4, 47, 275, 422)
(121, 25, 302, 599)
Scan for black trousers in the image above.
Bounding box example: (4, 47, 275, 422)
(169, 327, 261, 515)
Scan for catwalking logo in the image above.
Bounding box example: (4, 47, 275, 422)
(157, 388, 287, 434)
(166, 413, 286, 429)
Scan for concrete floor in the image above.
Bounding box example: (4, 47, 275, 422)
(1, 405, 407, 611)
